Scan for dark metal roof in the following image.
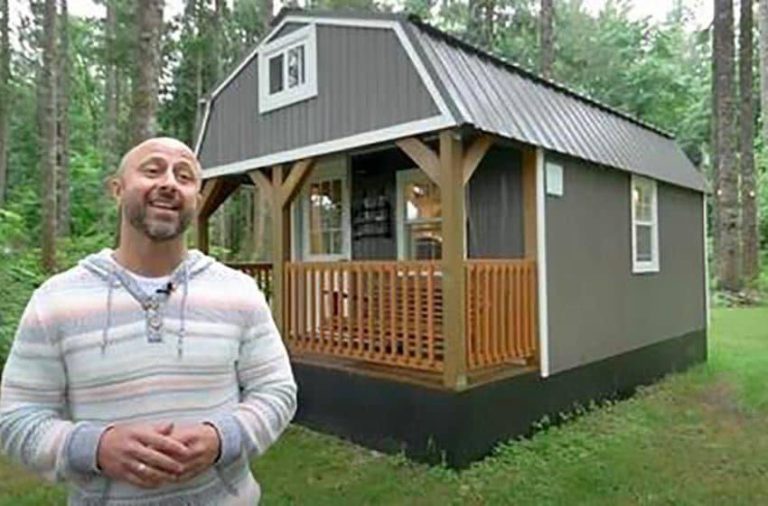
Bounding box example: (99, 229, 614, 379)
(204, 8, 706, 192)
(404, 18, 707, 192)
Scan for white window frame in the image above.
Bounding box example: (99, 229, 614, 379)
(396, 169, 442, 260)
(258, 24, 318, 114)
(300, 157, 350, 262)
(545, 161, 564, 197)
(631, 175, 660, 274)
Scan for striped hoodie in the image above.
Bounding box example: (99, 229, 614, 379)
(0, 249, 297, 505)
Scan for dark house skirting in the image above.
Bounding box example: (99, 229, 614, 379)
(292, 329, 707, 468)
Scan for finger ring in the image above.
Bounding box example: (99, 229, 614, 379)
(136, 462, 147, 474)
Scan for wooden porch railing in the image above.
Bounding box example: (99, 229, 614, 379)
(466, 259, 538, 370)
(284, 261, 444, 372)
(226, 262, 273, 301)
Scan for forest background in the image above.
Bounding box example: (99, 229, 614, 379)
(0, 0, 766, 358)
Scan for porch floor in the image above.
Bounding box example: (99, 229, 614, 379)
(290, 350, 537, 391)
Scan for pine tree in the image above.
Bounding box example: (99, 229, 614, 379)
(56, 0, 71, 237)
(0, 0, 9, 207)
(713, 0, 741, 291)
(539, 0, 554, 78)
(40, 0, 58, 272)
(131, 0, 163, 144)
(739, 0, 758, 282)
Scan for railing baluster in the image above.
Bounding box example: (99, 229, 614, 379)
(427, 263, 435, 367)
(376, 264, 387, 360)
(389, 265, 396, 364)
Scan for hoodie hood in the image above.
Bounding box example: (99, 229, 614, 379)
(80, 248, 215, 282)
(79, 249, 216, 357)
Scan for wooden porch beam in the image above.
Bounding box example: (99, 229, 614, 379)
(248, 169, 274, 207)
(462, 134, 494, 186)
(439, 130, 468, 391)
(198, 178, 221, 218)
(199, 177, 239, 219)
(196, 178, 226, 254)
(395, 137, 441, 185)
(279, 159, 315, 207)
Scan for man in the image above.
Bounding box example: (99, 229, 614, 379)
(0, 138, 296, 504)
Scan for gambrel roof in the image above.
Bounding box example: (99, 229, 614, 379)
(197, 9, 706, 192)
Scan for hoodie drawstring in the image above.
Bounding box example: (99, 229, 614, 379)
(101, 268, 116, 355)
(177, 262, 189, 358)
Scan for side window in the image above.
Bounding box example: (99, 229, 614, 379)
(631, 175, 659, 273)
(258, 25, 318, 113)
(301, 157, 350, 261)
(396, 169, 442, 260)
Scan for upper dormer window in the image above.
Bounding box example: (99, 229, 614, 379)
(258, 24, 318, 113)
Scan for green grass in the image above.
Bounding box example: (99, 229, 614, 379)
(1, 308, 767, 505)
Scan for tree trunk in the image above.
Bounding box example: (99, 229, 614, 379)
(482, 0, 495, 49)
(262, 0, 273, 33)
(0, 0, 9, 207)
(104, 0, 119, 173)
(214, 0, 226, 84)
(467, 0, 483, 47)
(713, 0, 741, 291)
(57, 0, 70, 237)
(539, 0, 554, 79)
(131, 0, 163, 144)
(740, 0, 758, 282)
(40, 0, 58, 272)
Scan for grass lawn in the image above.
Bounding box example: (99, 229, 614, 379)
(1, 307, 766, 505)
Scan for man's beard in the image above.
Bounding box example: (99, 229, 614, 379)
(124, 201, 194, 241)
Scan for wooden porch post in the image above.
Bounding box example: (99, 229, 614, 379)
(268, 159, 316, 334)
(440, 130, 467, 390)
(270, 166, 287, 332)
(196, 215, 210, 252)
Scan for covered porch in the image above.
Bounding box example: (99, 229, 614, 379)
(197, 129, 542, 390)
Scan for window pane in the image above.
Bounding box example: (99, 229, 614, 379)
(287, 45, 305, 88)
(636, 224, 653, 262)
(404, 180, 441, 221)
(308, 178, 344, 256)
(407, 222, 442, 260)
(269, 54, 284, 94)
(633, 181, 653, 221)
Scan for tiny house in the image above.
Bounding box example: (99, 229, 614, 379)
(194, 9, 708, 467)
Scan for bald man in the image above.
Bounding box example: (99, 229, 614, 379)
(0, 138, 297, 505)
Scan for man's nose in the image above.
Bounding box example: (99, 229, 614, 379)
(157, 171, 182, 191)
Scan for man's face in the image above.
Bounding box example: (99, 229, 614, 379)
(114, 139, 202, 242)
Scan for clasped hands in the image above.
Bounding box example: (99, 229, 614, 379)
(96, 421, 221, 489)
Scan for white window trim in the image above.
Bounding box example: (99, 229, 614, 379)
(631, 175, 660, 274)
(396, 168, 442, 260)
(258, 24, 318, 114)
(300, 157, 351, 262)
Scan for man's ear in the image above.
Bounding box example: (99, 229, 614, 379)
(109, 176, 123, 202)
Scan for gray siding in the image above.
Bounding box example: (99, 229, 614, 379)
(467, 146, 524, 258)
(199, 25, 441, 170)
(545, 154, 706, 374)
(350, 149, 411, 260)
